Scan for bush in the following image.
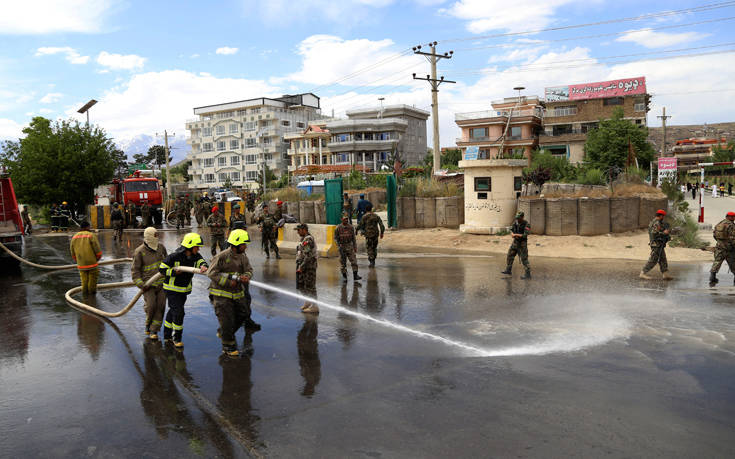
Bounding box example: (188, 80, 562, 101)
(399, 178, 462, 197)
(262, 187, 304, 202)
(345, 169, 366, 190)
(528, 151, 576, 182)
(578, 168, 606, 185)
(366, 173, 389, 188)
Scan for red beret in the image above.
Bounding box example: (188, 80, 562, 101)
(727, 212, 735, 217)
(277, 200, 283, 205)
(212, 206, 219, 212)
(656, 209, 666, 216)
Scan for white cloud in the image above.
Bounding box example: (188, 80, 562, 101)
(39, 108, 54, 114)
(35, 46, 90, 64)
(442, 0, 578, 33)
(215, 47, 239, 55)
(96, 51, 146, 70)
(0, 0, 121, 34)
(190, 53, 200, 59)
(0, 118, 24, 140)
(616, 30, 708, 49)
(66, 70, 278, 139)
(39, 92, 64, 103)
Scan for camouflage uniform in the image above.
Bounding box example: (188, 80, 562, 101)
(207, 212, 227, 254)
(359, 212, 385, 266)
(257, 212, 280, 258)
(506, 219, 531, 273)
(194, 201, 203, 225)
(201, 200, 212, 221)
(207, 247, 255, 352)
(131, 242, 168, 334)
(175, 199, 187, 229)
(127, 202, 137, 228)
(642, 217, 670, 274)
(334, 221, 359, 276)
(229, 210, 247, 231)
(111, 206, 125, 241)
(185, 198, 193, 225)
(710, 218, 735, 276)
(246, 193, 256, 213)
(296, 232, 318, 298)
(140, 202, 151, 227)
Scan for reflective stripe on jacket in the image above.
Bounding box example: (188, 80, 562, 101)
(131, 243, 168, 287)
(159, 247, 207, 294)
(207, 247, 253, 299)
(69, 231, 102, 271)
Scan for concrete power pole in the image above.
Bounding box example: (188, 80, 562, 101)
(164, 130, 173, 200)
(413, 42, 455, 174)
(657, 107, 671, 157)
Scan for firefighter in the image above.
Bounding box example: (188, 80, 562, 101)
(21, 205, 32, 235)
(59, 201, 71, 231)
(69, 220, 102, 294)
(208, 229, 261, 357)
(50, 203, 60, 232)
(132, 227, 168, 340)
(158, 233, 208, 348)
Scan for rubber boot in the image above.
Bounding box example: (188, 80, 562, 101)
(710, 272, 719, 285)
(275, 247, 281, 259)
(342, 271, 348, 281)
(244, 319, 261, 331)
(521, 269, 531, 279)
(369, 259, 375, 267)
(662, 271, 673, 280)
(353, 271, 362, 281)
(223, 347, 239, 357)
(639, 270, 653, 280)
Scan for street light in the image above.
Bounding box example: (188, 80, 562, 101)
(77, 99, 98, 125)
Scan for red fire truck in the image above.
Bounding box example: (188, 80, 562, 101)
(0, 169, 24, 269)
(94, 170, 164, 224)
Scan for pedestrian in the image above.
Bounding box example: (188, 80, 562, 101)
(21, 205, 32, 235)
(356, 193, 371, 225)
(207, 206, 227, 255)
(720, 182, 725, 198)
(256, 204, 280, 259)
(132, 227, 168, 340)
(692, 183, 697, 200)
(111, 202, 124, 241)
(712, 184, 718, 198)
(334, 212, 361, 281)
(729, 182, 733, 197)
(208, 229, 261, 357)
(343, 193, 353, 223)
(229, 203, 247, 232)
(358, 203, 385, 267)
(295, 223, 319, 314)
(709, 211, 735, 286)
(639, 209, 673, 280)
(141, 200, 151, 227)
(501, 211, 532, 279)
(69, 220, 102, 294)
(158, 233, 208, 348)
(127, 201, 137, 228)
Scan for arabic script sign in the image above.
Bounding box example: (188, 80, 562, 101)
(545, 77, 646, 101)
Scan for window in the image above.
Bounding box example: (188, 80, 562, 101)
(281, 120, 290, 127)
(363, 133, 374, 140)
(203, 142, 213, 152)
(264, 153, 273, 162)
(230, 139, 239, 150)
(510, 126, 522, 140)
(231, 172, 240, 182)
(229, 124, 239, 134)
(202, 127, 212, 137)
(204, 158, 214, 167)
(479, 149, 490, 160)
(336, 153, 350, 163)
(336, 134, 350, 142)
(246, 154, 257, 164)
(297, 122, 305, 128)
(244, 122, 256, 131)
(219, 173, 228, 182)
(124, 181, 159, 192)
(230, 156, 240, 166)
(474, 177, 491, 192)
(514, 177, 523, 192)
(262, 137, 271, 145)
(634, 102, 645, 112)
(470, 128, 488, 139)
(216, 125, 225, 135)
(603, 97, 624, 106)
(218, 157, 227, 166)
(217, 141, 226, 151)
(550, 105, 577, 117)
(552, 124, 574, 136)
(252, 108, 261, 114)
(204, 173, 215, 183)
(246, 171, 258, 181)
(245, 138, 256, 147)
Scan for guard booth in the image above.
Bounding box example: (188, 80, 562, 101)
(324, 178, 343, 225)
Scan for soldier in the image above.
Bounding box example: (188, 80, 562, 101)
(709, 211, 735, 285)
(640, 209, 673, 280)
(207, 229, 261, 357)
(343, 193, 354, 224)
(140, 200, 151, 227)
(334, 213, 361, 281)
(111, 202, 124, 241)
(21, 205, 32, 235)
(229, 203, 247, 232)
(175, 197, 187, 230)
(127, 201, 137, 229)
(194, 199, 203, 225)
(356, 194, 371, 226)
(256, 204, 280, 259)
(185, 195, 193, 225)
(132, 227, 168, 340)
(501, 211, 532, 279)
(69, 220, 102, 295)
(207, 206, 227, 255)
(358, 203, 384, 267)
(246, 192, 256, 213)
(295, 223, 319, 314)
(201, 197, 212, 222)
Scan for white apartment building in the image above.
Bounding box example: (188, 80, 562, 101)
(186, 93, 322, 190)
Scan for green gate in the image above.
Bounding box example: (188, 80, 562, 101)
(324, 178, 344, 225)
(387, 174, 397, 228)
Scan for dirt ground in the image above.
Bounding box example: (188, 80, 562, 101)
(381, 227, 714, 262)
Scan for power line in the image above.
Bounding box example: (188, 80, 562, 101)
(439, 1, 735, 43)
(305, 48, 415, 93)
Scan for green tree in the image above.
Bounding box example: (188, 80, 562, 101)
(256, 164, 277, 191)
(146, 144, 171, 168)
(584, 107, 655, 170)
(440, 148, 462, 168)
(112, 148, 129, 179)
(0, 117, 117, 206)
(712, 141, 735, 162)
(131, 153, 149, 165)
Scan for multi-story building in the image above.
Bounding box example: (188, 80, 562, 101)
(455, 96, 544, 160)
(284, 105, 429, 176)
(670, 137, 730, 171)
(185, 93, 322, 190)
(539, 76, 649, 163)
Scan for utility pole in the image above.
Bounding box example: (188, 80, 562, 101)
(157, 130, 174, 201)
(657, 107, 671, 157)
(413, 41, 455, 174)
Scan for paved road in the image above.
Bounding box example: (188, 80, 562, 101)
(685, 188, 735, 226)
(1, 228, 734, 457)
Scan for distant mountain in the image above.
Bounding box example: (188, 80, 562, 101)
(114, 134, 191, 163)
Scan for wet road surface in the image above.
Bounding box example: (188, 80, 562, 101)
(1, 228, 735, 458)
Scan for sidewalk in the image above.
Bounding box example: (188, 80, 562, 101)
(685, 192, 735, 226)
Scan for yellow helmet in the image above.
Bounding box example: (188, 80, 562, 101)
(227, 229, 251, 246)
(62, 201, 68, 205)
(181, 232, 204, 249)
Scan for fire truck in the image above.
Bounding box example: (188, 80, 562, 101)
(94, 170, 164, 224)
(0, 168, 23, 269)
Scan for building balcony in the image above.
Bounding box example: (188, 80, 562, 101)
(327, 139, 395, 152)
(455, 107, 544, 122)
(456, 136, 538, 146)
(538, 132, 587, 144)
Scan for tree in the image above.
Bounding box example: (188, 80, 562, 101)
(441, 148, 462, 168)
(584, 108, 655, 170)
(1, 117, 118, 206)
(146, 145, 171, 169)
(256, 164, 277, 191)
(112, 148, 129, 179)
(712, 141, 735, 163)
(131, 153, 149, 165)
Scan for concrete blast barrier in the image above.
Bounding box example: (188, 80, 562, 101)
(610, 197, 640, 232)
(638, 197, 668, 228)
(414, 197, 437, 229)
(545, 198, 578, 235)
(314, 201, 326, 224)
(578, 197, 611, 236)
(398, 197, 416, 229)
(299, 200, 316, 223)
(286, 201, 300, 221)
(435, 197, 461, 228)
(368, 190, 386, 205)
(518, 198, 545, 235)
(277, 222, 338, 257)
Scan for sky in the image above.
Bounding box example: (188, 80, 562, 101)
(1, 0, 734, 158)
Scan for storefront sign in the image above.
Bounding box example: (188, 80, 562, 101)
(464, 146, 479, 161)
(657, 157, 677, 185)
(545, 77, 646, 101)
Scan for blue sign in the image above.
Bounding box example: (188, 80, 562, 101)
(464, 146, 479, 161)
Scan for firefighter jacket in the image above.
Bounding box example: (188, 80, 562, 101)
(334, 223, 357, 249)
(207, 247, 253, 299)
(131, 243, 168, 288)
(159, 246, 208, 294)
(69, 230, 102, 271)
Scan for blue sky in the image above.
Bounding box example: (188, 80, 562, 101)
(1, 0, 734, 154)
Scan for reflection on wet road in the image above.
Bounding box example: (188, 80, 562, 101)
(1, 229, 734, 457)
